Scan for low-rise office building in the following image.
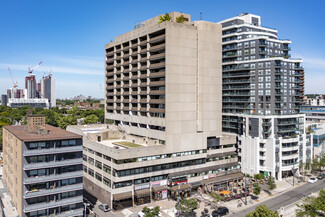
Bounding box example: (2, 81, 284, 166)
(2, 113, 84, 217)
(67, 124, 241, 210)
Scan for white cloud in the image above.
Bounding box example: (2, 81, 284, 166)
(0, 63, 103, 75)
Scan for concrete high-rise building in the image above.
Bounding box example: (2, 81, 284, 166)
(25, 74, 37, 99)
(67, 12, 243, 211)
(2, 113, 84, 217)
(41, 75, 56, 107)
(219, 13, 310, 180)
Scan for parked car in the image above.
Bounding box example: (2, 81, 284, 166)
(211, 207, 229, 217)
(308, 177, 318, 184)
(317, 173, 325, 180)
(98, 204, 110, 212)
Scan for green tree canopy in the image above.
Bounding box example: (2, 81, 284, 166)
(175, 198, 198, 214)
(246, 205, 279, 217)
(253, 183, 261, 196)
(83, 114, 99, 124)
(176, 15, 186, 23)
(296, 189, 325, 217)
(142, 206, 160, 217)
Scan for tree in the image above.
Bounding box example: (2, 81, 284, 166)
(57, 115, 77, 129)
(254, 173, 265, 180)
(83, 114, 99, 124)
(296, 189, 325, 217)
(268, 176, 276, 190)
(158, 13, 172, 23)
(311, 155, 321, 173)
(253, 183, 261, 197)
(142, 206, 160, 217)
(176, 15, 186, 23)
(246, 205, 279, 217)
(175, 198, 198, 214)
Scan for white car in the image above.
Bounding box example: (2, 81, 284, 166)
(308, 177, 318, 183)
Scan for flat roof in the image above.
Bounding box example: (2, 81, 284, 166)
(4, 125, 82, 142)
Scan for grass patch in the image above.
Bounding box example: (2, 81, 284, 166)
(115, 141, 142, 148)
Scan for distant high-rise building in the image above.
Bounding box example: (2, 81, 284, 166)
(41, 75, 56, 107)
(25, 74, 37, 99)
(1, 94, 7, 106)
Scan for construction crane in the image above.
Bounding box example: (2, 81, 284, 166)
(27, 61, 43, 74)
(8, 67, 18, 88)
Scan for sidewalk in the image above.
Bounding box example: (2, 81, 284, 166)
(98, 177, 307, 217)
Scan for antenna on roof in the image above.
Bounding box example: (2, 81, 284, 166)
(200, 12, 202, 20)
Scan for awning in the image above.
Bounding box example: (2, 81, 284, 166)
(152, 186, 167, 193)
(202, 172, 243, 185)
(207, 151, 237, 158)
(190, 181, 203, 187)
(113, 191, 132, 201)
(134, 189, 150, 197)
(169, 183, 192, 192)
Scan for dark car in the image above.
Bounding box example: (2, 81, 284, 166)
(211, 207, 229, 217)
(98, 204, 110, 212)
(317, 173, 325, 180)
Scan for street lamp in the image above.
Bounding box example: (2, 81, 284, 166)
(84, 202, 90, 217)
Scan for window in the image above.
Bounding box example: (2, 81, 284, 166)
(88, 169, 94, 177)
(95, 173, 102, 182)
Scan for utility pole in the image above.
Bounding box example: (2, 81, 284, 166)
(293, 162, 295, 186)
(178, 184, 181, 216)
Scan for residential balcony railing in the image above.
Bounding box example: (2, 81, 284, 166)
(23, 170, 83, 185)
(223, 92, 250, 96)
(59, 208, 84, 217)
(23, 146, 82, 157)
(222, 46, 238, 51)
(23, 196, 83, 213)
(23, 158, 82, 170)
(24, 183, 83, 199)
(150, 43, 165, 52)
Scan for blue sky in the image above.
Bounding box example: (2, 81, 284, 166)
(1, 0, 325, 98)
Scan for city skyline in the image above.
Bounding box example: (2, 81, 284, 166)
(1, 0, 325, 98)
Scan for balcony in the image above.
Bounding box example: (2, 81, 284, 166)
(149, 71, 165, 78)
(24, 171, 83, 185)
(149, 62, 165, 69)
(149, 53, 165, 61)
(106, 50, 114, 57)
(149, 99, 165, 104)
(59, 208, 84, 217)
(222, 46, 238, 51)
(140, 49, 147, 54)
(282, 153, 299, 160)
(23, 158, 82, 170)
(150, 44, 165, 52)
(123, 61, 130, 66)
(149, 90, 165, 95)
(23, 146, 82, 157)
(140, 65, 147, 70)
(149, 34, 165, 43)
(24, 183, 83, 199)
(149, 108, 165, 113)
(140, 40, 147, 46)
(149, 80, 165, 87)
(24, 196, 83, 213)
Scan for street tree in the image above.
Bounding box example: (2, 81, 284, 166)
(142, 206, 160, 217)
(246, 205, 279, 217)
(268, 176, 276, 190)
(296, 189, 325, 217)
(175, 198, 198, 214)
(83, 114, 99, 124)
(253, 183, 261, 197)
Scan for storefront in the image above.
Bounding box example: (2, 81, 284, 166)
(112, 191, 133, 211)
(151, 180, 168, 201)
(202, 172, 243, 193)
(169, 183, 192, 199)
(134, 183, 151, 205)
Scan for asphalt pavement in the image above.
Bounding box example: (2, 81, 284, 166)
(228, 179, 325, 217)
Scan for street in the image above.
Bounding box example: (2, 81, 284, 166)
(228, 180, 325, 217)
